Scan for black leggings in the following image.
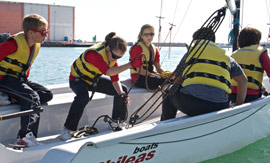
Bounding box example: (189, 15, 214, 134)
(134, 75, 166, 90)
(0, 76, 53, 138)
(161, 89, 229, 120)
(229, 93, 262, 103)
(64, 76, 128, 131)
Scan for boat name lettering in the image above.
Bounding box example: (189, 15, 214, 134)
(133, 143, 159, 154)
(100, 150, 156, 163)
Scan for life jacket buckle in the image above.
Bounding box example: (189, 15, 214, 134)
(249, 64, 255, 70)
(6, 58, 12, 63)
(219, 76, 225, 82)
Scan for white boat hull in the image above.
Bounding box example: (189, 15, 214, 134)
(41, 97, 270, 163)
(1, 78, 270, 163)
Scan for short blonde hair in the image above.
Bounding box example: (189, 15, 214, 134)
(22, 14, 48, 34)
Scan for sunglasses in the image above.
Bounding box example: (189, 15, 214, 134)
(143, 33, 155, 37)
(110, 48, 122, 59)
(32, 29, 49, 36)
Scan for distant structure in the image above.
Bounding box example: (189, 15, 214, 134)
(0, 1, 75, 42)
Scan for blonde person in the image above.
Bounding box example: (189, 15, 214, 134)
(0, 14, 53, 147)
(130, 24, 165, 90)
(60, 32, 142, 141)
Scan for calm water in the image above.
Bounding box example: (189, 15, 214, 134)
(29, 46, 270, 162)
(29, 46, 182, 85)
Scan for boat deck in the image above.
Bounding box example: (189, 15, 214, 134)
(0, 79, 165, 145)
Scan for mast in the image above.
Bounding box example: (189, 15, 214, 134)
(156, 0, 165, 49)
(233, 0, 240, 51)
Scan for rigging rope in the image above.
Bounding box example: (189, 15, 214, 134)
(129, 6, 227, 127)
(161, 0, 192, 65)
(159, 0, 179, 53)
(266, 0, 270, 22)
(72, 5, 229, 136)
(159, 0, 181, 64)
(157, 0, 165, 49)
(71, 55, 144, 136)
(172, 0, 193, 42)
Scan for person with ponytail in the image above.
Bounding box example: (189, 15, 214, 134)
(59, 32, 142, 140)
(129, 24, 165, 91)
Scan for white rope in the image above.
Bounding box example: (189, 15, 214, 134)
(172, 0, 193, 42)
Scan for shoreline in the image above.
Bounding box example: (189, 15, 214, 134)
(41, 41, 231, 48)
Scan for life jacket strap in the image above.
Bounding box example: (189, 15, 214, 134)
(184, 72, 231, 88)
(187, 58, 230, 71)
(72, 61, 101, 85)
(247, 76, 262, 89)
(0, 66, 27, 81)
(239, 64, 264, 73)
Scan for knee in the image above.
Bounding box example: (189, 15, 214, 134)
(75, 95, 89, 104)
(46, 91, 53, 101)
(40, 91, 53, 104)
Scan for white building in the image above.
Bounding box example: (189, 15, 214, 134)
(0, 1, 75, 41)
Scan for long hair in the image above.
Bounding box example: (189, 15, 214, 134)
(137, 24, 154, 42)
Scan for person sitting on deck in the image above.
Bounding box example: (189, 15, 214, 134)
(0, 14, 53, 147)
(59, 32, 142, 141)
(161, 27, 247, 120)
(230, 27, 270, 103)
(129, 24, 166, 91)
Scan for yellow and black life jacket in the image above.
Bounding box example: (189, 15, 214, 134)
(71, 42, 116, 85)
(182, 40, 231, 93)
(130, 42, 156, 74)
(231, 45, 266, 89)
(0, 32, 40, 80)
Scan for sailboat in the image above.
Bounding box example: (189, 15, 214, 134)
(1, 0, 270, 162)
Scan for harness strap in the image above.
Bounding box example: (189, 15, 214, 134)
(0, 57, 30, 81)
(79, 55, 98, 76)
(3, 58, 28, 68)
(88, 75, 101, 101)
(0, 66, 27, 81)
(72, 61, 100, 83)
(184, 72, 231, 88)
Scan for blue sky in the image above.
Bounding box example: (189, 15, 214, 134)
(2, 0, 270, 44)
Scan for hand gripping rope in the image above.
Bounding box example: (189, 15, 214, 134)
(128, 6, 228, 127)
(72, 56, 142, 136)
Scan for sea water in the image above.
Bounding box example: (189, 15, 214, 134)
(29, 46, 182, 85)
(29, 46, 270, 162)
